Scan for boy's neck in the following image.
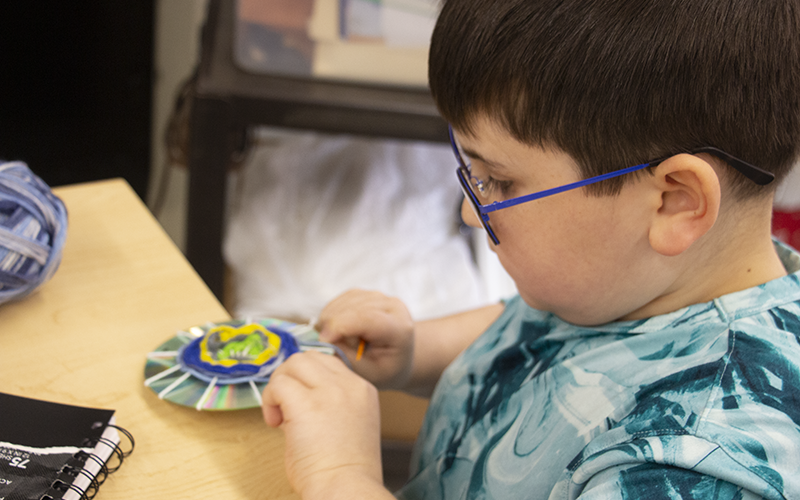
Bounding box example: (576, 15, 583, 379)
(623, 198, 787, 321)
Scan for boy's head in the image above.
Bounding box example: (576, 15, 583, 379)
(431, 0, 798, 325)
(429, 0, 800, 200)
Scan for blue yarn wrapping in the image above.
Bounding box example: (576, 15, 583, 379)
(178, 325, 301, 384)
(0, 162, 68, 305)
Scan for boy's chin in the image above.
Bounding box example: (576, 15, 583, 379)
(517, 291, 626, 327)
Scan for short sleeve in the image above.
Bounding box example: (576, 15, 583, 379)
(575, 463, 764, 500)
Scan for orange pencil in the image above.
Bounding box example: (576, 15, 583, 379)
(356, 339, 366, 361)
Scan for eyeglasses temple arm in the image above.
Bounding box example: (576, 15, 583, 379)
(479, 162, 652, 214)
(693, 147, 774, 186)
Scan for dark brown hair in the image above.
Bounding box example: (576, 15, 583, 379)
(429, 0, 800, 198)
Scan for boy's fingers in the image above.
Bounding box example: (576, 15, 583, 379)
(262, 352, 372, 426)
(263, 359, 345, 421)
(318, 290, 403, 334)
(261, 399, 284, 428)
(318, 289, 372, 323)
(319, 316, 372, 347)
(271, 350, 353, 390)
(262, 371, 307, 423)
(319, 304, 406, 344)
(287, 349, 354, 378)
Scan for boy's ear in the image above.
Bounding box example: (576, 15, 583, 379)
(647, 154, 721, 257)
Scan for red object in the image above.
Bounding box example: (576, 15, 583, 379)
(773, 210, 800, 250)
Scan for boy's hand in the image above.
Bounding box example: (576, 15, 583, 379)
(316, 289, 415, 390)
(262, 350, 385, 499)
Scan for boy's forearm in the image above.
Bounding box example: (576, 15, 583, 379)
(404, 302, 505, 397)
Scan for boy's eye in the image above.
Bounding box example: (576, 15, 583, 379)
(467, 161, 514, 199)
(481, 176, 514, 198)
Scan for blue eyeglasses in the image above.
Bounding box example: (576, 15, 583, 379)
(449, 125, 774, 245)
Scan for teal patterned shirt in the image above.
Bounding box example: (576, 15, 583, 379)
(397, 241, 800, 499)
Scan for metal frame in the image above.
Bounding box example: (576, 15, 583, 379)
(186, 0, 449, 299)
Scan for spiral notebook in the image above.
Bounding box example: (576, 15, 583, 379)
(0, 392, 134, 500)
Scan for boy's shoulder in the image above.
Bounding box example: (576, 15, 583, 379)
(558, 306, 800, 499)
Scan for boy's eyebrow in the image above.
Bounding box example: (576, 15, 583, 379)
(459, 145, 511, 173)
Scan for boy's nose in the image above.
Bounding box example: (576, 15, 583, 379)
(461, 198, 482, 228)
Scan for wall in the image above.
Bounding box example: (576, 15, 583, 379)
(0, 2, 154, 197)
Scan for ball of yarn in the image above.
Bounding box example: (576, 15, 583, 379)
(0, 162, 68, 305)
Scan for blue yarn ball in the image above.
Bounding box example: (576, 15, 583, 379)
(0, 162, 68, 305)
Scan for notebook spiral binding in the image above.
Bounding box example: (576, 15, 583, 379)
(39, 424, 135, 500)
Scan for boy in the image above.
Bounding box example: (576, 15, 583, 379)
(262, 0, 800, 498)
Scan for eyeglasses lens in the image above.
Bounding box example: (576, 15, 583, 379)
(457, 166, 500, 244)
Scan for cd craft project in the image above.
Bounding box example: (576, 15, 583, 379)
(145, 318, 346, 411)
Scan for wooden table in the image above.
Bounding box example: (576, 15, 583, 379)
(0, 179, 298, 499)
